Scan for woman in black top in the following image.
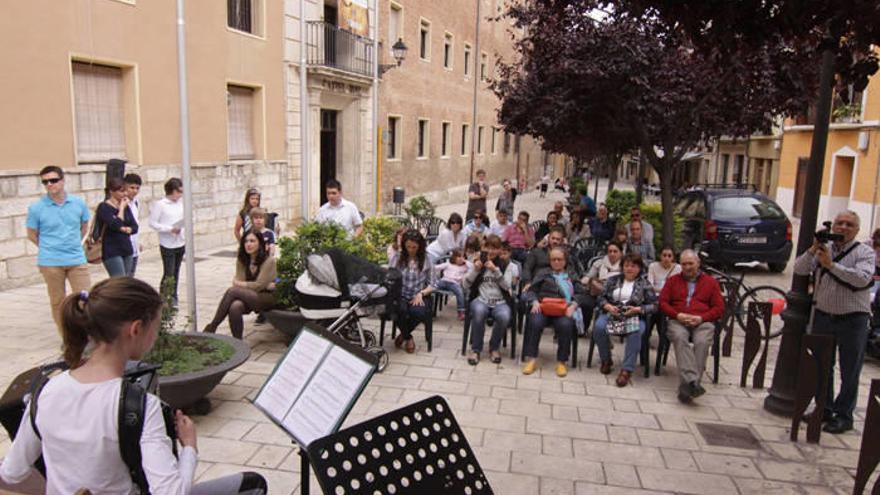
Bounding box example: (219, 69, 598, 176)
(96, 177, 138, 277)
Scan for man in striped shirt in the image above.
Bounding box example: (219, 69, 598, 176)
(794, 210, 875, 434)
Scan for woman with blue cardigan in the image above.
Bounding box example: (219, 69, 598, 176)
(593, 253, 656, 387)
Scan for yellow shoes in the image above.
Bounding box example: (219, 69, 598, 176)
(522, 359, 538, 375)
(556, 362, 568, 378)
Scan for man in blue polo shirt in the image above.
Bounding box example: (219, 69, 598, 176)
(26, 166, 92, 333)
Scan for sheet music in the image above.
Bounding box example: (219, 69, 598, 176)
(254, 330, 331, 422)
(282, 346, 374, 445)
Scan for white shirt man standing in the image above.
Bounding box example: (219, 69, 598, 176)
(315, 179, 363, 237)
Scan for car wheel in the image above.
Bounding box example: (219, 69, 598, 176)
(768, 262, 786, 273)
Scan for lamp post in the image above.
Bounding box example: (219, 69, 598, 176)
(763, 45, 836, 416)
(379, 38, 408, 76)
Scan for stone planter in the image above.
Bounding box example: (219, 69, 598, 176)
(156, 332, 250, 413)
(264, 309, 308, 338)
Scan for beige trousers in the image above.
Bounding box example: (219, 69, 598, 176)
(666, 319, 714, 385)
(39, 265, 91, 334)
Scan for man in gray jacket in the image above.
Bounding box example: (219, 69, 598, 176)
(794, 209, 875, 434)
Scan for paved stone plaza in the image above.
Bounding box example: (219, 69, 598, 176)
(0, 186, 877, 494)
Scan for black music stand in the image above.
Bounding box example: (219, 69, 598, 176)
(306, 396, 493, 495)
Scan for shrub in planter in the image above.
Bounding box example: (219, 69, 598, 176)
(605, 189, 637, 219)
(144, 278, 235, 377)
(404, 195, 435, 220)
(360, 216, 403, 265)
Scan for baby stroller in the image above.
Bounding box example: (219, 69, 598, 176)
(295, 248, 401, 371)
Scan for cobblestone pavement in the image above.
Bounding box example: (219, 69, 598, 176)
(0, 182, 878, 494)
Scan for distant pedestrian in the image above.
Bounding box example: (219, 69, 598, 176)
(315, 179, 364, 238)
(26, 166, 91, 332)
(467, 169, 489, 222)
(539, 175, 549, 198)
(149, 178, 185, 303)
(96, 177, 138, 277)
(495, 179, 515, 217)
(123, 173, 143, 276)
(234, 188, 261, 242)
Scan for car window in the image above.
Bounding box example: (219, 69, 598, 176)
(712, 196, 786, 221)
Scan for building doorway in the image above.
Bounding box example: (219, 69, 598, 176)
(320, 109, 338, 205)
(830, 155, 855, 213)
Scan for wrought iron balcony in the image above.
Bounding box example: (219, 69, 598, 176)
(306, 21, 374, 79)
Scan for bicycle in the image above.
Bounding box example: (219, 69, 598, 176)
(699, 255, 787, 339)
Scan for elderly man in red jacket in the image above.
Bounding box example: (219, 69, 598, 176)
(659, 249, 725, 402)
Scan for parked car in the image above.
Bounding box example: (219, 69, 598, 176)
(674, 186, 792, 272)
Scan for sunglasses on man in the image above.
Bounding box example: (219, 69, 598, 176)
(41, 178, 62, 185)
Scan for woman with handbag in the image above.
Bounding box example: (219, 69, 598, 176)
(463, 235, 514, 365)
(522, 247, 584, 377)
(95, 177, 138, 277)
(592, 253, 657, 387)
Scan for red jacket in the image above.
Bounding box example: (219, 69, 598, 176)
(659, 272, 725, 322)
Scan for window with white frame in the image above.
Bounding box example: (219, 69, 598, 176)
(228, 0, 262, 36)
(441, 122, 451, 157)
(417, 119, 429, 158)
(464, 43, 472, 76)
(419, 19, 431, 60)
(389, 3, 403, 54)
(387, 116, 401, 160)
(72, 62, 127, 163)
(461, 124, 469, 156)
(443, 33, 453, 69)
(227, 85, 256, 160)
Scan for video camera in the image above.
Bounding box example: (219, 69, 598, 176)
(815, 221, 844, 243)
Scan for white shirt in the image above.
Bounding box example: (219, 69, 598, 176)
(426, 228, 466, 259)
(613, 280, 635, 303)
(129, 197, 140, 257)
(315, 198, 362, 236)
(149, 197, 185, 249)
(0, 372, 197, 495)
(489, 221, 510, 237)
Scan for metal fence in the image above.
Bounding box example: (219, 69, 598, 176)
(306, 21, 374, 78)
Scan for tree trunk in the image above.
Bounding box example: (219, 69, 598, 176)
(606, 157, 618, 196)
(635, 152, 646, 205)
(657, 163, 676, 248)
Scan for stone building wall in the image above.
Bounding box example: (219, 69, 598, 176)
(0, 160, 289, 289)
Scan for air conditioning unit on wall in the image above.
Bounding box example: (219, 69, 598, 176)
(858, 131, 869, 151)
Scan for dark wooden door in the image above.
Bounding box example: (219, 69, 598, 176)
(320, 109, 338, 205)
(793, 158, 809, 218)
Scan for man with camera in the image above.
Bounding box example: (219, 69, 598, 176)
(793, 210, 875, 434)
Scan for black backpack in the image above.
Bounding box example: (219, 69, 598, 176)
(7, 362, 176, 494)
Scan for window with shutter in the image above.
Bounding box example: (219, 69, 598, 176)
(72, 62, 127, 163)
(227, 85, 256, 160)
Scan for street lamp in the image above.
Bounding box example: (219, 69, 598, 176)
(379, 38, 408, 75)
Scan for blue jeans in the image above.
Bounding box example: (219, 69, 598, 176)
(812, 310, 870, 423)
(103, 255, 134, 278)
(524, 312, 574, 362)
(130, 255, 139, 277)
(593, 314, 646, 372)
(436, 279, 466, 312)
(469, 299, 511, 353)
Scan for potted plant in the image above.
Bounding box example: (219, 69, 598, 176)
(267, 217, 401, 336)
(144, 279, 250, 414)
(832, 103, 861, 123)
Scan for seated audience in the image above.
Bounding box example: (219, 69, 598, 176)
(463, 210, 490, 237)
(501, 211, 535, 264)
(522, 247, 583, 377)
(426, 213, 466, 262)
(463, 235, 515, 365)
(204, 231, 277, 339)
(490, 209, 512, 237)
(659, 249, 725, 403)
(626, 220, 655, 262)
(434, 248, 470, 321)
(390, 230, 436, 353)
(592, 253, 657, 387)
(588, 204, 615, 244)
(566, 209, 592, 245)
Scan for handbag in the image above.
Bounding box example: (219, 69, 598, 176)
(607, 316, 641, 336)
(539, 297, 568, 317)
(83, 216, 106, 265)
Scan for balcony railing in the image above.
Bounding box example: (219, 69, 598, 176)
(306, 21, 374, 78)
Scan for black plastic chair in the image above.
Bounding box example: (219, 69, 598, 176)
(379, 296, 434, 352)
(519, 307, 579, 368)
(585, 312, 654, 378)
(460, 300, 517, 360)
(424, 217, 445, 243)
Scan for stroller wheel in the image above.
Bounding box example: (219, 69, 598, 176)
(360, 330, 377, 348)
(366, 347, 389, 372)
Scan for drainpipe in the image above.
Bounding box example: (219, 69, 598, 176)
(468, 0, 482, 183)
(300, 0, 310, 221)
(175, 0, 197, 327)
(372, 0, 380, 215)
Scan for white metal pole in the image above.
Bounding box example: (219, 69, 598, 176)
(175, 0, 197, 327)
(300, 0, 310, 221)
(468, 0, 482, 182)
(372, 0, 380, 215)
